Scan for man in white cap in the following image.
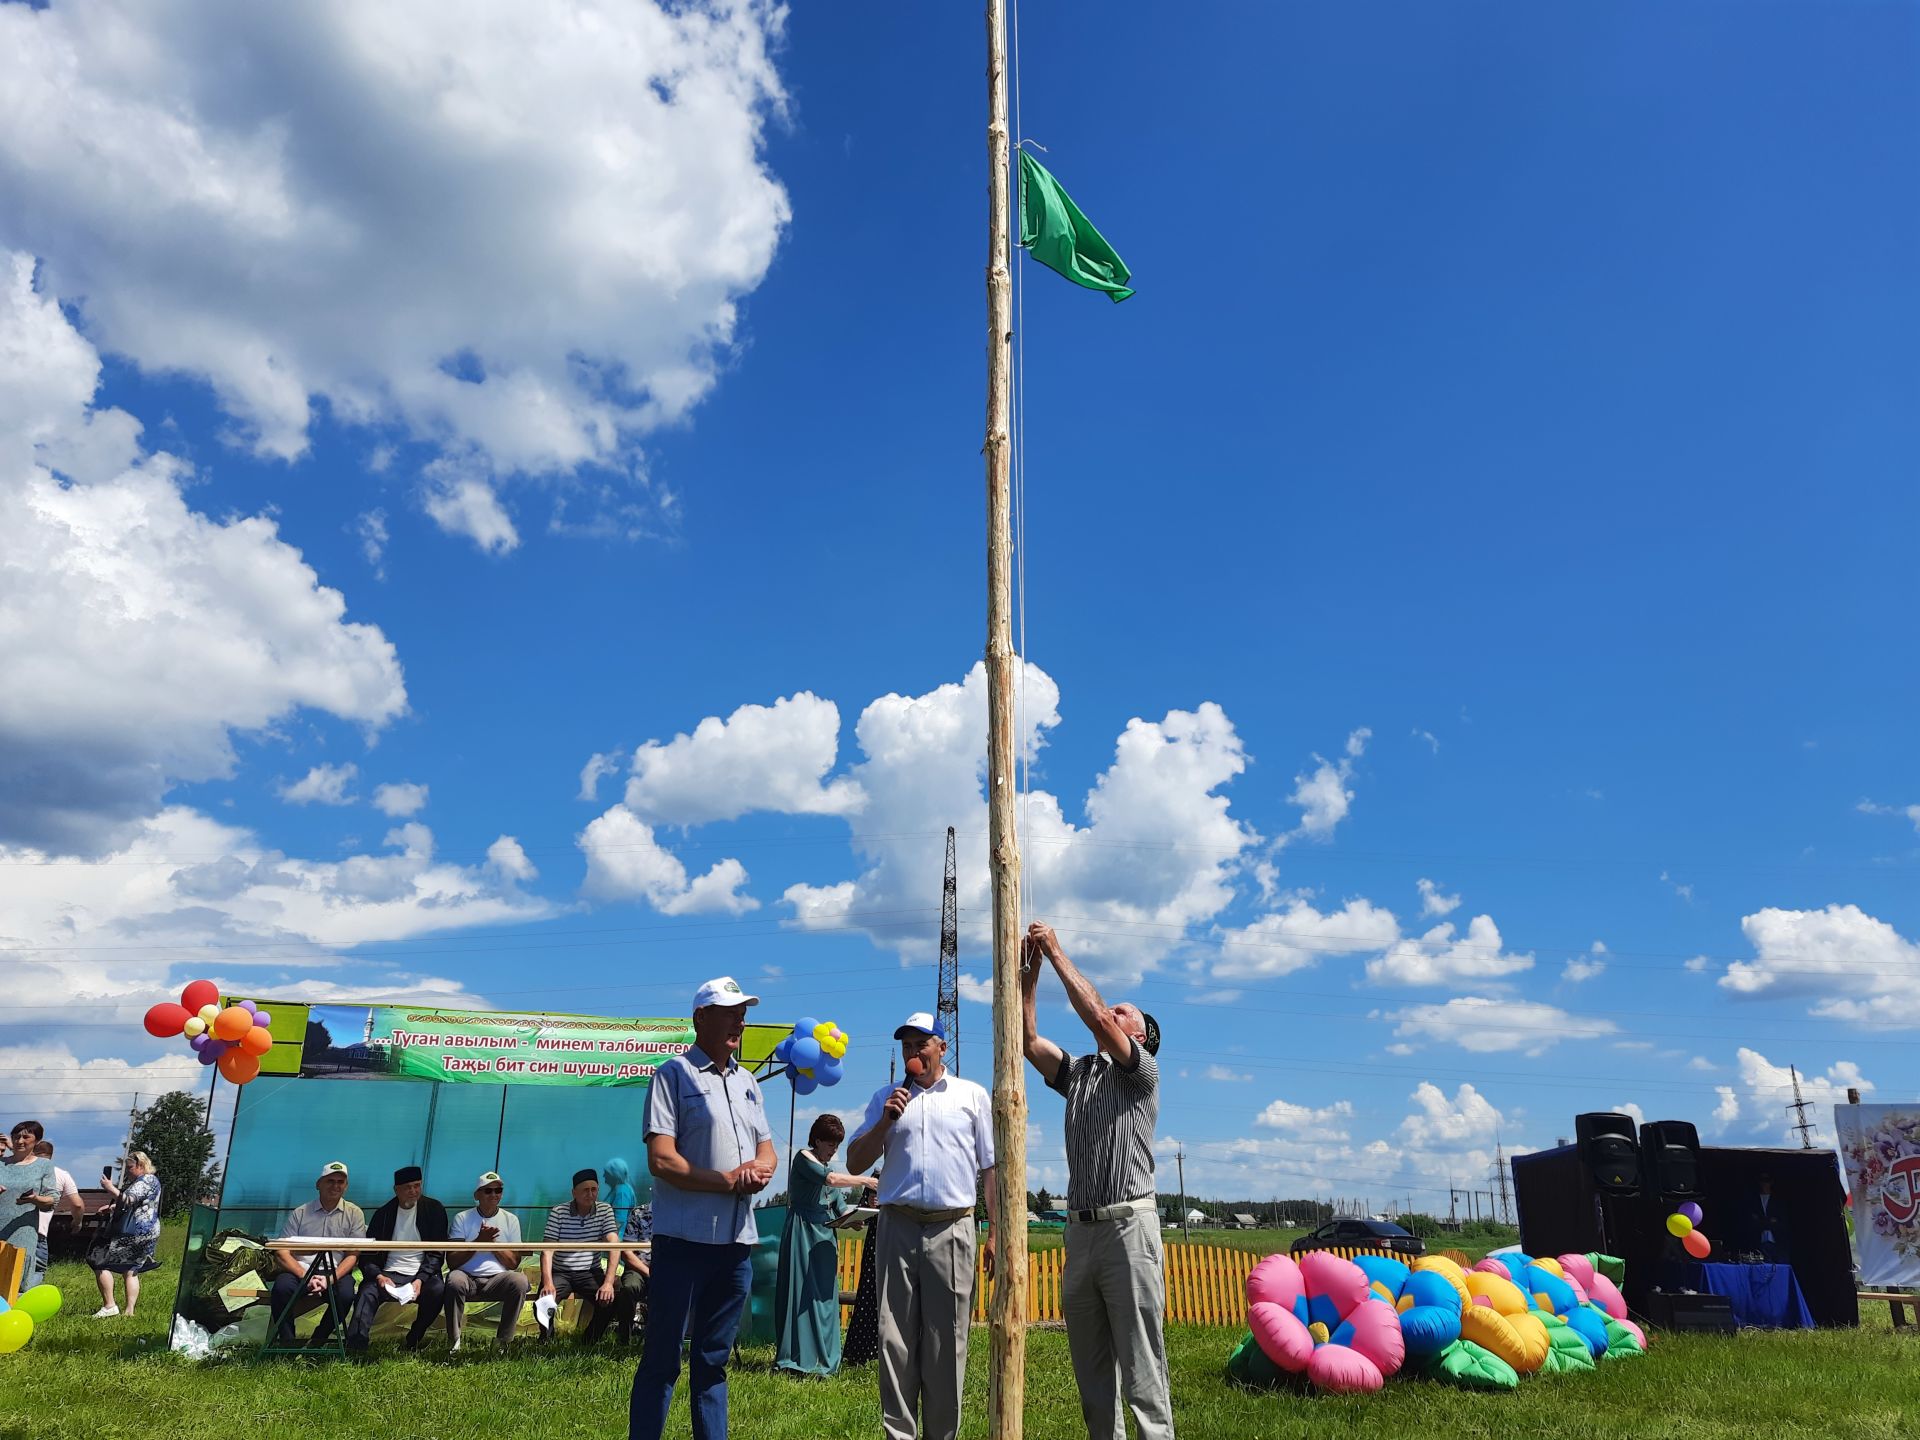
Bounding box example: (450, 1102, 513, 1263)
(846, 1010, 997, 1440)
(630, 977, 776, 1440)
(268, 1160, 365, 1347)
(445, 1171, 529, 1351)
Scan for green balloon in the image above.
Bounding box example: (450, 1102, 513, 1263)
(16, 1285, 61, 1324)
(0, 1310, 32, 1353)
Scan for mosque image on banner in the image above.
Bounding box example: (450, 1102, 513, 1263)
(1835, 1103, 1920, 1288)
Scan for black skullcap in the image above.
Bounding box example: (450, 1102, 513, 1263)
(572, 1167, 598, 1188)
(1140, 1011, 1161, 1057)
(393, 1165, 423, 1185)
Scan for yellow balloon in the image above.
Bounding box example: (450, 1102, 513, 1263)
(0, 1310, 31, 1353)
(197, 1004, 220, 1024)
(1666, 1212, 1693, 1238)
(182, 1017, 207, 1038)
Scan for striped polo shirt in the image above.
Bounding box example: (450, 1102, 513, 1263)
(543, 1201, 617, 1272)
(1046, 1041, 1159, 1212)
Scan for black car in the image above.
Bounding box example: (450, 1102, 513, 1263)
(1289, 1218, 1425, 1257)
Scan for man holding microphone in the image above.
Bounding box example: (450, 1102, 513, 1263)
(1023, 921, 1174, 1440)
(847, 1011, 996, 1440)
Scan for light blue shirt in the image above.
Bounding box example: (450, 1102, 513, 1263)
(643, 1045, 772, 1246)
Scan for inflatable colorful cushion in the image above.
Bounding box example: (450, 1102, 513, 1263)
(1245, 1251, 1407, 1394)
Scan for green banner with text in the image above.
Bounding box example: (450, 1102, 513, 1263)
(227, 997, 787, 1087)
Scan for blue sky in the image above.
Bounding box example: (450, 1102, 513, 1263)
(1, 0, 1915, 1206)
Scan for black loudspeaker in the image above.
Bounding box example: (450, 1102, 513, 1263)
(1645, 1290, 1735, 1333)
(1575, 1111, 1641, 1196)
(1639, 1120, 1702, 1200)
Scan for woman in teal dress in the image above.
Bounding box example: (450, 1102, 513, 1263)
(774, 1115, 877, 1377)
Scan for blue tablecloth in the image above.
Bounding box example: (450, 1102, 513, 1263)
(1687, 1262, 1814, 1329)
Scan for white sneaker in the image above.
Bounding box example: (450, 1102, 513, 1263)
(449, 1336, 462, 1354)
(91, 1305, 120, 1319)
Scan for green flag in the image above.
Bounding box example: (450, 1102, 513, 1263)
(1018, 151, 1134, 303)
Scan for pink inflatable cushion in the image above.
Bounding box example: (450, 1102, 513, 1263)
(1244, 1251, 1407, 1389)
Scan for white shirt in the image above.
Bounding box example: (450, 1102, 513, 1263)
(35, 1166, 81, 1239)
(278, 1198, 367, 1268)
(854, 1071, 996, 1209)
(386, 1204, 423, 1277)
(451, 1206, 523, 1278)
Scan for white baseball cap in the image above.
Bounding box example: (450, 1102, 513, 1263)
(317, 1160, 349, 1181)
(693, 976, 759, 1010)
(476, 1171, 505, 1191)
(893, 1011, 946, 1040)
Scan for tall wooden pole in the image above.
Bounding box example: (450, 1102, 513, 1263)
(983, 0, 1027, 1432)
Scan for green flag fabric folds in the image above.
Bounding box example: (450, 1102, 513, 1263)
(1018, 150, 1134, 302)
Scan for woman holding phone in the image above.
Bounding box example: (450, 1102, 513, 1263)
(86, 1151, 163, 1318)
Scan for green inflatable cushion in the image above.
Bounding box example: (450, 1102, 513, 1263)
(1225, 1329, 1289, 1389)
(1422, 1337, 1520, 1391)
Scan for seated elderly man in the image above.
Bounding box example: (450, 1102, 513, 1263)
(541, 1168, 621, 1342)
(346, 1165, 450, 1353)
(445, 1171, 530, 1351)
(267, 1160, 365, 1348)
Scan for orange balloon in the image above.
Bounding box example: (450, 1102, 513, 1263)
(217, 1048, 261, 1085)
(1682, 1229, 1711, 1260)
(212, 1006, 253, 1042)
(239, 1025, 274, 1057)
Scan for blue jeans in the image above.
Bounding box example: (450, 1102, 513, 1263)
(629, 1235, 752, 1440)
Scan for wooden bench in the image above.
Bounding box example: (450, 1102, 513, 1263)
(1859, 1291, 1913, 1328)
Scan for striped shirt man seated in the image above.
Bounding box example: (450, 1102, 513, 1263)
(539, 1168, 621, 1342)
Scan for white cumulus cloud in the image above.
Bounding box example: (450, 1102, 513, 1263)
(1562, 941, 1608, 983)
(372, 782, 429, 818)
(577, 804, 755, 915)
(1255, 1097, 1353, 1140)
(1212, 895, 1399, 980)
(0, 252, 406, 855)
(0, 0, 791, 519)
(623, 692, 863, 826)
(1390, 996, 1616, 1056)
(1416, 878, 1460, 917)
(1367, 913, 1534, 986)
(1721, 904, 1920, 1027)
(782, 663, 1259, 983)
(279, 763, 360, 807)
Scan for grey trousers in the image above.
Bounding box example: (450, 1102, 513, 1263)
(444, 1267, 531, 1344)
(876, 1209, 976, 1440)
(1063, 1211, 1175, 1440)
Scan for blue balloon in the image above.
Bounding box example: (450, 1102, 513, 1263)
(792, 1072, 819, 1096)
(0, 1295, 10, 1313)
(792, 1017, 820, 1041)
(772, 1037, 793, 1063)
(817, 1055, 844, 1086)
(790, 1037, 822, 1071)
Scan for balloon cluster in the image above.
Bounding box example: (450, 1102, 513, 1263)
(0, 1284, 62, 1354)
(143, 979, 274, 1085)
(1665, 1201, 1711, 1259)
(771, 1017, 849, 1096)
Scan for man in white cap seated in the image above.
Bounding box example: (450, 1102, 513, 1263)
(847, 1011, 997, 1440)
(445, 1171, 529, 1351)
(268, 1160, 365, 1347)
(629, 976, 776, 1440)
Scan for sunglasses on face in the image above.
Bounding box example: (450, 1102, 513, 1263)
(479, 1187, 504, 1194)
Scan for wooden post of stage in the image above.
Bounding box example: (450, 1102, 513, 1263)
(983, 0, 1027, 1433)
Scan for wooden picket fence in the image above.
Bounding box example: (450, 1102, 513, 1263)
(834, 1234, 1385, 1327)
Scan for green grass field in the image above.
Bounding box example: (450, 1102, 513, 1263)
(14, 1227, 1915, 1440)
